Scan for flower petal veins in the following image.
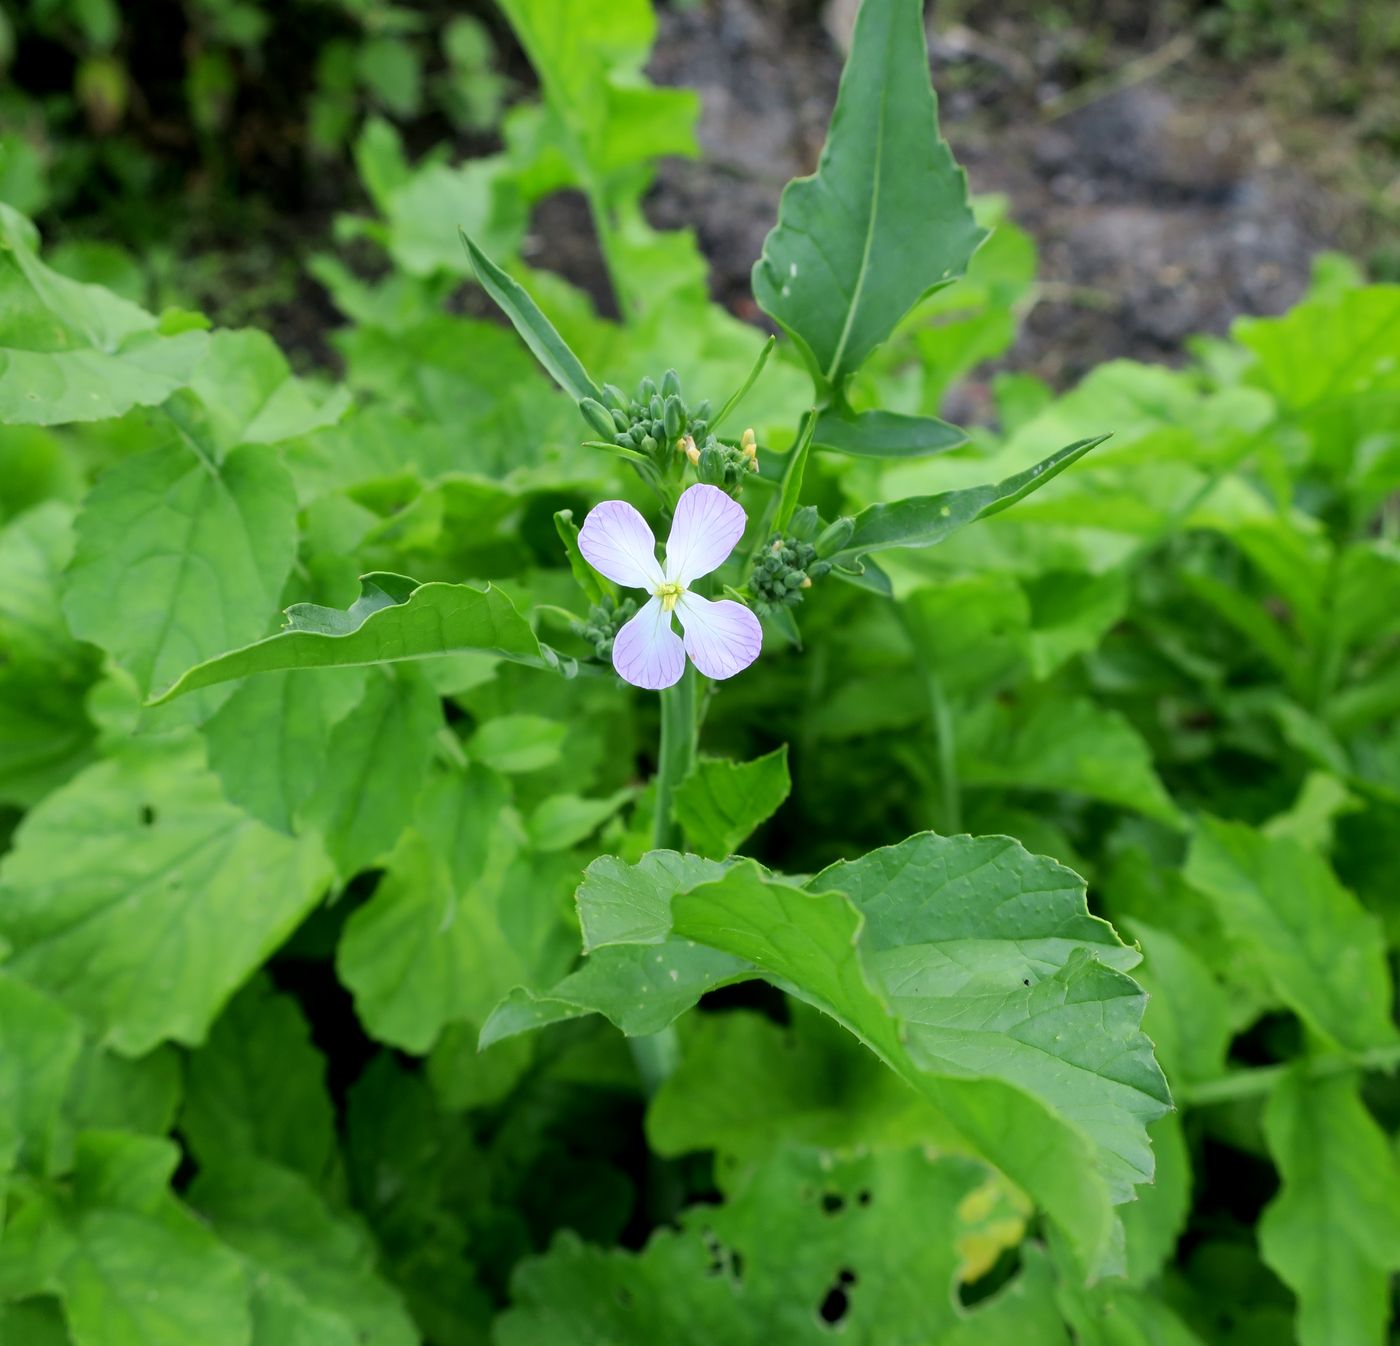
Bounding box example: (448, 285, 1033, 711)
(675, 592, 763, 680)
(664, 484, 747, 586)
(578, 499, 665, 589)
(612, 596, 686, 690)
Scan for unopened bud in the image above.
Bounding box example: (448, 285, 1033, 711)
(601, 383, 627, 410)
(611, 408, 630, 433)
(684, 435, 700, 466)
(638, 376, 658, 401)
(663, 395, 683, 441)
(814, 516, 855, 558)
(650, 394, 664, 420)
(579, 398, 618, 439)
(741, 428, 756, 454)
(661, 368, 682, 399)
(694, 399, 711, 421)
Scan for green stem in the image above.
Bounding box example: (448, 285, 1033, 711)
(651, 662, 698, 851)
(1181, 1043, 1400, 1108)
(628, 665, 701, 1099)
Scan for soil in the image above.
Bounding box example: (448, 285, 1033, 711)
(642, 0, 1362, 397)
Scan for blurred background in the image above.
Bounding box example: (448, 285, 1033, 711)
(3, 0, 1397, 392)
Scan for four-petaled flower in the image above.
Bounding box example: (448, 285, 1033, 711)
(579, 484, 762, 689)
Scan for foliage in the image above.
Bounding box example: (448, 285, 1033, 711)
(2, 0, 1400, 1343)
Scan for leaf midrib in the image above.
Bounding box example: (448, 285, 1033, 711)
(821, 6, 897, 387)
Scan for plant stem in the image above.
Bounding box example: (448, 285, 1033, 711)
(1181, 1043, 1400, 1108)
(628, 664, 701, 1099)
(651, 662, 698, 851)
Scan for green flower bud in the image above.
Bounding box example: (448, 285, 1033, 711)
(661, 369, 682, 399)
(694, 399, 711, 421)
(638, 376, 658, 402)
(814, 516, 855, 557)
(601, 383, 627, 410)
(663, 396, 683, 440)
(641, 435, 658, 456)
(789, 506, 821, 541)
(579, 398, 618, 439)
(611, 408, 630, 433)
(649, 394, 664, 420)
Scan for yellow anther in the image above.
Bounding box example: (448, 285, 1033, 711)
(656, 581, 684, 612)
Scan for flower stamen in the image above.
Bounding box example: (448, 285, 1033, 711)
(656, 580, 685, 612)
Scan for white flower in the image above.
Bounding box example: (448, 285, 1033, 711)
(578, 484, 763, 690)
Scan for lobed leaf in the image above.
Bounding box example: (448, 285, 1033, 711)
(150, 571, 563, 704)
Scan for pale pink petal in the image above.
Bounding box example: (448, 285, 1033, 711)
(663, 484, 747, 585)
(612, 596, 685, 690)
(579, 500, 665, 590)
(675, 592, 762, 681)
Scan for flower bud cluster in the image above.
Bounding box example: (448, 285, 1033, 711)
(578, 370, 710, 464)
(573, 594, 639, 660)
(685, 426, 759, 499)
(750, 533, 830, 615)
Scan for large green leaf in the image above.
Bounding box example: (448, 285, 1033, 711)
(0, 1132, 251, 1346)
(338, 765, 574, 1053)
(298, 668, 443, 878)
(180, 976, 338, 1188)
(202, 668, 368, 832)
(0, 743, 331, 1053)
(484, 834, 1168, 1273)
(64, 442, 298, 706)
(188, 1157, 417, 1346)
(1184, 819, 1398, 1054)
(0, 204, 209, 426)
(497, 1146, 1066, 1346)
(150, 572, 562, 704)
(1260, 1070, 1400, 1346)
(0, 972, 83, 1201)
(957, 696, 1180, 824)
(833, 437, 1108, 560)
(751, 0, 985, 391)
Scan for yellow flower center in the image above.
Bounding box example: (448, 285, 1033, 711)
(656, 580, 684, 612)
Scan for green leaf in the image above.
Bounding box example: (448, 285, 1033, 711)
(1127, 921, 1232, 1086)
(0, 743, 331, 1052)
(750, 0, 985, 391)
(0, 203, 208, 426)
(647, 1003, 956, 1162)
(490, 834, 1169, 1273)
(188, 1156, 417, 1346)
(151, 572, 559, 704)
(202, 668, 368, 832)
(1184, 818, 1399, 1054)
(385, 158, 524, 277)
(299, 669, 443, 878)
(525, 788, 634, 853)
(498, 1147, 1064, 1346)
(1, 1132, 251, 1346)
(1260, 1070, 1400, 1346)
(64, 442, 298, 705)
(338, 765, 574, 1053)
(1119, 1112, 1191, 1288)
(957, 696, 1180, 825)
(466, 713, 566, 774)
(834, 436, 1108, 560)
(183, 330, 351, 453)
(0, 972, 83, 1198)
(673, 745, 791, 858)
(461, 233, 602, 402)
(812, 407, 966, 457)
(181, 976, 338, 1187)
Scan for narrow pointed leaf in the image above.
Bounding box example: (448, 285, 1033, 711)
(461, 232, 602, 403)
(833, 436, 1107, 560)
